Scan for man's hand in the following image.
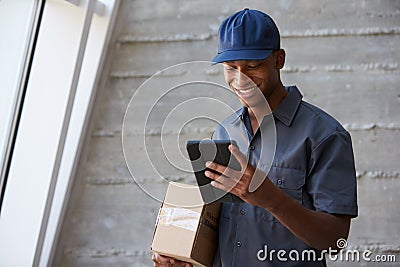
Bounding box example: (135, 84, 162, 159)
(152, 252, 192, 267)
(204, 144, 275, 208)
(204, 145, 351, 251)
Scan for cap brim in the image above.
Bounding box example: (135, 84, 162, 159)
(211, 49, 273, 65)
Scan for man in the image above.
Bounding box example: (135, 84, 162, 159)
(153, 8, 358, 266)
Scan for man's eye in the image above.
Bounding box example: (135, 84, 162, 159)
(225, 67, 235, 71)
(248, 64, 261, 69)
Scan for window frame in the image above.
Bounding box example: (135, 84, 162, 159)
(0, 1, 120, 266)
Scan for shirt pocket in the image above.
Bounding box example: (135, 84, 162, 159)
(269, 166, 306, 203)
(257, 166, 306, 222)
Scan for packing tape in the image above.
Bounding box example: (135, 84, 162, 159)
(158, 207, 201, 232)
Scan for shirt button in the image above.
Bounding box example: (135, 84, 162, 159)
(236, 241, 242, 247)
(249, 145, 255, 151)
(277, 179, 283, 185)
(240, 209, 246, 215)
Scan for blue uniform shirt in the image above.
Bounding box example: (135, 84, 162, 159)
(212, 86, 358, 266)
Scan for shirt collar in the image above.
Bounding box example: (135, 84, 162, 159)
(229, 106, 247, 124)
(272, 86, 303, 126)
(230, 86, 303, 127)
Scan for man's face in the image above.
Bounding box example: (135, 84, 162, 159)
(222, 52, 282, 108)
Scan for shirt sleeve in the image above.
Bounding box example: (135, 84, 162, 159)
(307, 130, 358, 217)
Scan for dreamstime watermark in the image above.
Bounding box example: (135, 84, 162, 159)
(257, 238, 397, 263)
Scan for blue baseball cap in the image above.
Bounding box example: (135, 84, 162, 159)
(212, 8, 280, 64)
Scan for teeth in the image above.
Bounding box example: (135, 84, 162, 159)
(235, 86, 256, 94)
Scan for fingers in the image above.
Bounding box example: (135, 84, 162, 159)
(204, 145, 258, 197)
(209, 172, 237, 190)
(205, 164, 245, 195)
(229, 144, 248, 169)
(204, 145, 249, 178)
(152, 253, 192, 267)
(209, 176, 232, 192)
(152, 253, 175, 266)
(205, 162, 225, 176)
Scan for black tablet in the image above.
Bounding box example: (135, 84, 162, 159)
(186, 140, 243, 203)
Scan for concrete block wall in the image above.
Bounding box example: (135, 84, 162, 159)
(54, 1, 400, 266)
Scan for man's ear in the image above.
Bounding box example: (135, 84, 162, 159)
(275, 49, 285, 69)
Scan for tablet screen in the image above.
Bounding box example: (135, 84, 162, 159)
(186, 140, 243, 203)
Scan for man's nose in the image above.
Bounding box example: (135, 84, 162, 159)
(235, 70, 251, 87)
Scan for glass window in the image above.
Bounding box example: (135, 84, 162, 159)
(0, 0, 42, 207)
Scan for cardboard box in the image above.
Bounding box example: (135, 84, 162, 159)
(151, 182, 221, 267)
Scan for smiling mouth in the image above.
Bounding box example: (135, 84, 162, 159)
(233, 85, 258, 94)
